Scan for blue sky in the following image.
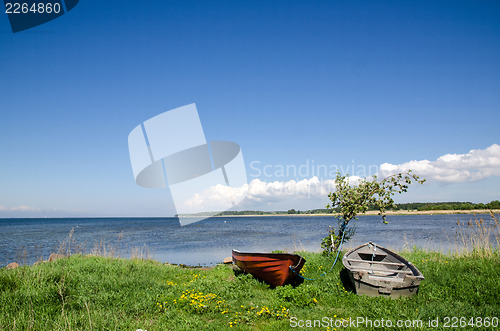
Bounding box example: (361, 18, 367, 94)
(1, 0, 499, 217)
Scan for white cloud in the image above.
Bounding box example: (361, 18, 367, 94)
(181, 183, 249, 212)
(180, 177, 345, 212)
(0, 206, 88, 218)
(11, 205, 39, 212)
(180, 144, 500, 211)
(0, 205, 39, 212)
(379, 144, 500, 183)
(246, 177, 337, 201)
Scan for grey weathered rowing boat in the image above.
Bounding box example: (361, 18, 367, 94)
(342, 242, 424, 298)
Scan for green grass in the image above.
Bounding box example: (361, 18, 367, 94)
(1, 250, 499, 330)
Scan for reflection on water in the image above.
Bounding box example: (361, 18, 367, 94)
(0, 214, 497, 267)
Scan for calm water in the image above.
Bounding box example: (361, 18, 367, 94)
(0, 214, 498, 268)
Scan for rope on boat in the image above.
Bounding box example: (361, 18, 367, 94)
(290, 223, 347, 281)
(369, 242, 377, 274)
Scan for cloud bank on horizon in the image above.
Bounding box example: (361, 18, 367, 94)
(0, 205, 38, 212)
(2, 144, 498, 216)
(379, 144, 500, 183)
(179, 144, 500, 211)
(181, 176, 338, 211)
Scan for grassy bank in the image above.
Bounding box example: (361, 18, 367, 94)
(1, 249, 499, 330)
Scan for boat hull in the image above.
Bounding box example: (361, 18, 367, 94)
(343, 242, 424, 298)
(232, 250, 306, 287)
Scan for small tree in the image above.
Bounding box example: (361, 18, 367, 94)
(323, 170, 425, 255)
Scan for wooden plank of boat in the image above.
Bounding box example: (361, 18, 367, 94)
(347, 267, 414, 275)
(232, 250, 306, 287)
(344, 258, 406, 267)
(343, 242, 424, 298)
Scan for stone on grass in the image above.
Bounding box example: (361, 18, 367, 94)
(48, 253, 65, 262)
(5, 262, 19, 270)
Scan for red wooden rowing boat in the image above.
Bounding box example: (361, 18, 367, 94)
(232, 250, 306, 287)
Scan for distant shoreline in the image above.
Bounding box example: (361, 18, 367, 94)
(1, 210, 498, 219)
(206, 209, 500, 217)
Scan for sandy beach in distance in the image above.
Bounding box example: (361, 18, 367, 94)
(217, 209, 500, 217)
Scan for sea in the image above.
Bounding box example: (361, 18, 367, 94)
(0, 213, 498, 268)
